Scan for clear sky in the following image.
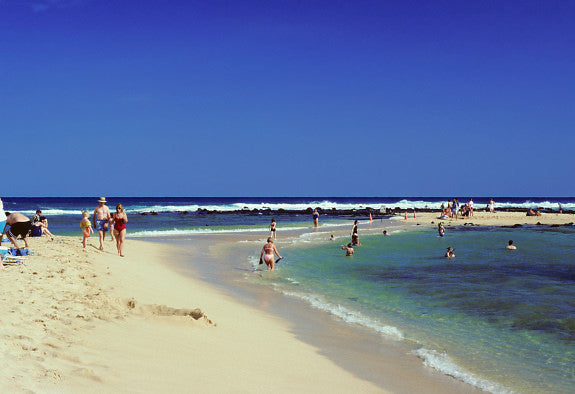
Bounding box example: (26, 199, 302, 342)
(1, 0, 574, 197)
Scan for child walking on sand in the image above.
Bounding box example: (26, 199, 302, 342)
(80, 210, 93, 248)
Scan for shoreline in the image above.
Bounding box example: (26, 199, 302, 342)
(2, 211, 572, 392)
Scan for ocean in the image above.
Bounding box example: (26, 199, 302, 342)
(2, 197, 574, 393)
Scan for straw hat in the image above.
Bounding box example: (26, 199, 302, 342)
(98, 197, 107, 203)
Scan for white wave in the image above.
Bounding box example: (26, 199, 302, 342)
(281, 291, 404, 340)
(413, 348, 511, 394)
(128, 227, 267, 237)
(19, 209, 83, 216)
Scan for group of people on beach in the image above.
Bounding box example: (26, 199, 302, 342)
(84, 197, 128, 257)
(0, 197, 128, 259)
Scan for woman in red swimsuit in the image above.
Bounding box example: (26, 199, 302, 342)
(112, 203, 128, 257)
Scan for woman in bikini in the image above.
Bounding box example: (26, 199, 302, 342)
(260, 237, 282, 271)
(112, 203, 128, 257)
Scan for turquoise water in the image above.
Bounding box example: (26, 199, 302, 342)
(251, 225, 575, 393)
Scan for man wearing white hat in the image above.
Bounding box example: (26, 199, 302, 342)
(93, 197, 111, 251)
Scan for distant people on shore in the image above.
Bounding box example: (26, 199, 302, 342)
(452, 198, 459, 220)
(558, 203, 563, 214)
(312, 209, 319, 227)
(93, 197, 111, 251)
(269, 218, 276, 239)
(113, 204, 128, 257)
(468, 198, 474, 217)
(1, 212, 32, 248)
(342, 243, 354, 256)
(351, 220, 360, 245)
(445, 247, 455, 258)
(527, 208, 541, 216)
(260, 237, 282, 271)
(489, 198, 495, 213)
(80, 210, 93, 249)
(506, 240, 517, 250)
(438, 223, 445, 237)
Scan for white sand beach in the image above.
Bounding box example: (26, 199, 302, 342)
(3, 210, 571, 392)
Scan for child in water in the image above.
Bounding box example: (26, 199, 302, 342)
(445, 247, 455, 258)
(80, 210, 93, 249)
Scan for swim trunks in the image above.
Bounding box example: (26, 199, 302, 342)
(6, 221, 32, 238)
(95, 219, 108, 232)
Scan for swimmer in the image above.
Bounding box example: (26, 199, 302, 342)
(445, 247, 455, 258)
(383, 230, 389, 236)
(342, 243, 354, 256)
(330, 234, 334, 241)
(260, 237, 282, 271)
(506, 240, 517, 250)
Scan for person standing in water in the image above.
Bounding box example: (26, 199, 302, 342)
(351, 220, 359, 245)
(260, 237, 282, 271)
(269, 218, 277, 240)
(506, 240, 517, 250)
(312, 209, 319, 227)
(438, 223, 445, 237)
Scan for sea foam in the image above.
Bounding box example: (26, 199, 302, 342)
(413, 348, 511, 394)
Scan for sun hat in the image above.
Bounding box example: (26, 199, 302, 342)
(98, 197, 107, 203)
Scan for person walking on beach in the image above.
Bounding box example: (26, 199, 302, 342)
(80, 210, 93, 249)
(269, 218, 277, 240)
(1, 212, 32, 248)
(112, 204, 128, 257)
(351, 220, 360, 245)
(93, 197, 111, 251)
(260, 237, 282, 271)
(312, 209, 319, 227)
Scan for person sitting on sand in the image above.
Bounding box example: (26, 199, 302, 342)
(506, 240, 517, 250)
(80, 210, 93, 249)
(38, 216, 54, 239)
(260, 237, 282, 271)
(527, 208, 541, 216)
(445, 247, 455, 258)
(342, 243, 354, 256)
(1, 212, 32, 249)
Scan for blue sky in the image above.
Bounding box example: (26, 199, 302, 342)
(1, 0, 574, 197)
